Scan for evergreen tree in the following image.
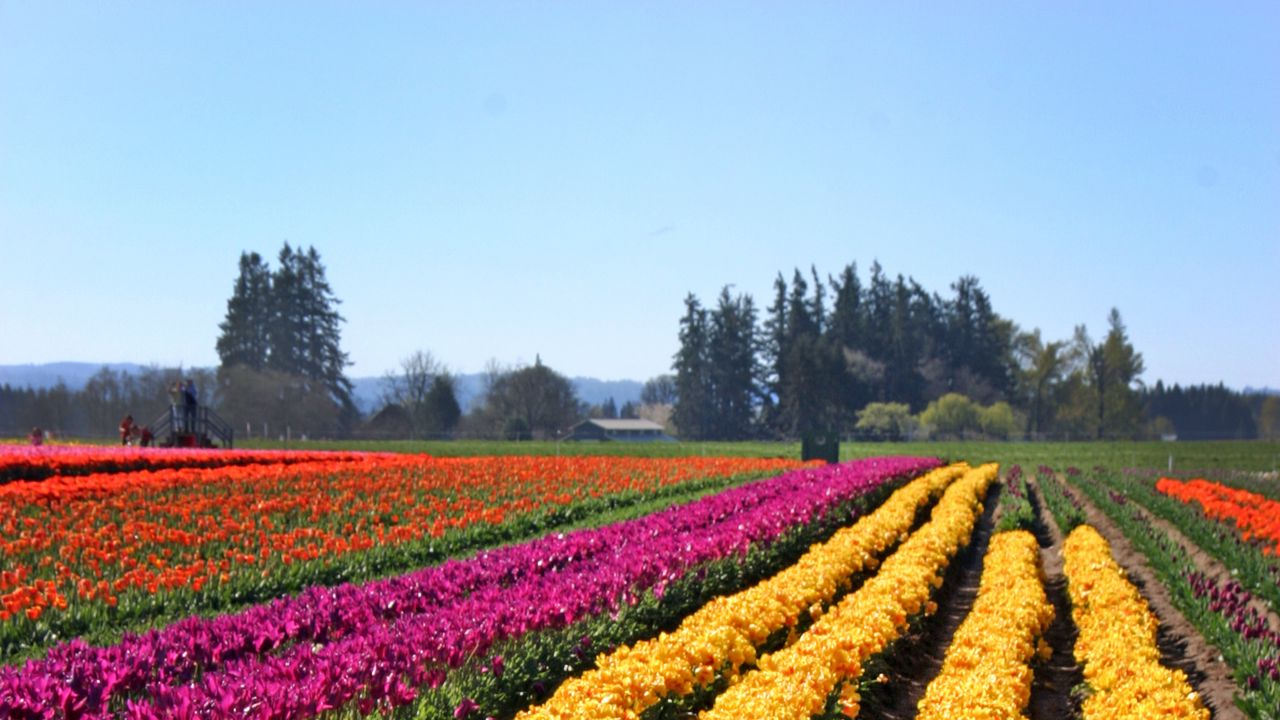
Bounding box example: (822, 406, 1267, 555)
(781, 332, 846, 436)
(808, 266, 826, 336)
(267, 244, 306, 377)
(786, 269, 817, 340)
(828, 263, 864, 351)
(864, 261, 894, 376)
(707, 286, 759, 439)
(826, 264, 881, 427)
(884, 274, 926, 408)
(599, 397, 619, 419)
(216, 252, 272, 370)
(1142, 382, 1258, 440)
(943, 275, 1011, 402)
(619, 400, 639, 419)
(1099, 308, 1145, 437)
(672, 294, 713, 440)
(264, 244, 354, 411)
(296, 246, 355, 410)
(1067, 310, 1145, 439)
(759, 274, 790, 433)
(216, 243, 355, 436)
(774, 270, 844, 435)
(423, 372, 462, 435)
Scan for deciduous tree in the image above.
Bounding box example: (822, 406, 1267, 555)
(478, 356, 579, 439)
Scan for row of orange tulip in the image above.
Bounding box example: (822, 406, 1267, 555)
(1156, 476, 1280, 556)
(0, 444, 387, 483)
(1, 455, 803, 627)
(698, 463, 997, 719)
(915, 529, 1054, 719)
(515, 463, 966, 719)
(1063, 524, 1209, 719)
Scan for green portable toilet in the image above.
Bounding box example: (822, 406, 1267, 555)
(801, 432, 839, 464)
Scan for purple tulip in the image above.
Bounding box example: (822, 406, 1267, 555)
(0, 456, 938, 720)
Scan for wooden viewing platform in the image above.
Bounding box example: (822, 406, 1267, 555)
(146, 406, 234, 448)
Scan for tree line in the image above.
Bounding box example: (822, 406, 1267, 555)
(0, 244, 630, 442)
(374, 352, 657, 441)
(4, 250, 1277, 442)
(215, 245, 617, 441)
(669, 261, 1277, 441)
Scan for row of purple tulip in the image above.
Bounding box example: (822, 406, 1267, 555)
(1, 456, 938, 720)
(1186, 570, 1280, 689)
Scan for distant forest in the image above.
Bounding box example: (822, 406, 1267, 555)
(2, 253, 1277, 442)
(668, 261, 1279, 442)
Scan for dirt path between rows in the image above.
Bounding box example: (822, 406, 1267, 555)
(1057, 474, 1245, 720)
(855, 482, 1002, 720)
(1131, 497, 1280, 636)
(1024, 477, 1084, 719)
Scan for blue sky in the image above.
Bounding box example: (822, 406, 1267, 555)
(2, 1, 1277, 388)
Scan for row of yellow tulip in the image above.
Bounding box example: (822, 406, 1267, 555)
(915, 529, 1054, 719)
(515, 463, 967, 719)
(1062, 525, 1210, 720)
(699, 463, 998, 719)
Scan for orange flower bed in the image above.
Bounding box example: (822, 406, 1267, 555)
(0, 445, 389, 483)
(1155, 477, 1280, 556)
(0, 455, 803, 627)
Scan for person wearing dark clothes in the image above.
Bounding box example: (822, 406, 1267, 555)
(119, 414, 135, 446)
(183, 380, 198, 433)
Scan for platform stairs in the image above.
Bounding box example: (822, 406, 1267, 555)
(147, 406, 235, 448)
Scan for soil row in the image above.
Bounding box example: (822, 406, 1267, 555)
(853, 470, 1247, 719)
(1050, 474, 1246, 720)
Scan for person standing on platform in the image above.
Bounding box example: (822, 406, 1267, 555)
(183, 379, 198, 434)
(169, 381, 183, 430)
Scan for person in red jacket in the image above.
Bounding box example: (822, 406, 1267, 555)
(119, 414, 135, 445)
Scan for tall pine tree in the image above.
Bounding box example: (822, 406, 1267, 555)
(216, 252, 272, 370)
(707, 287, 759, 439)
(296, 246, 354, 411)
(672, 294, 713, 440)
(216, 243, 355, 433)
(759, 274, 790, 433)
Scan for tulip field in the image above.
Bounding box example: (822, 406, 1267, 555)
(1, 444, 1279, 718)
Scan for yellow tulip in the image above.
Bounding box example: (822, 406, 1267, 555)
(516, 463, 967, 719)
(700, 464, 998, 719)
(917, 530, 1053, 720)
(1063, 525, 1209, 720)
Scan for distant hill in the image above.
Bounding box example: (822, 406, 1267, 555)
(0, 363, 643, 415)
(0, 362, 154, 390)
